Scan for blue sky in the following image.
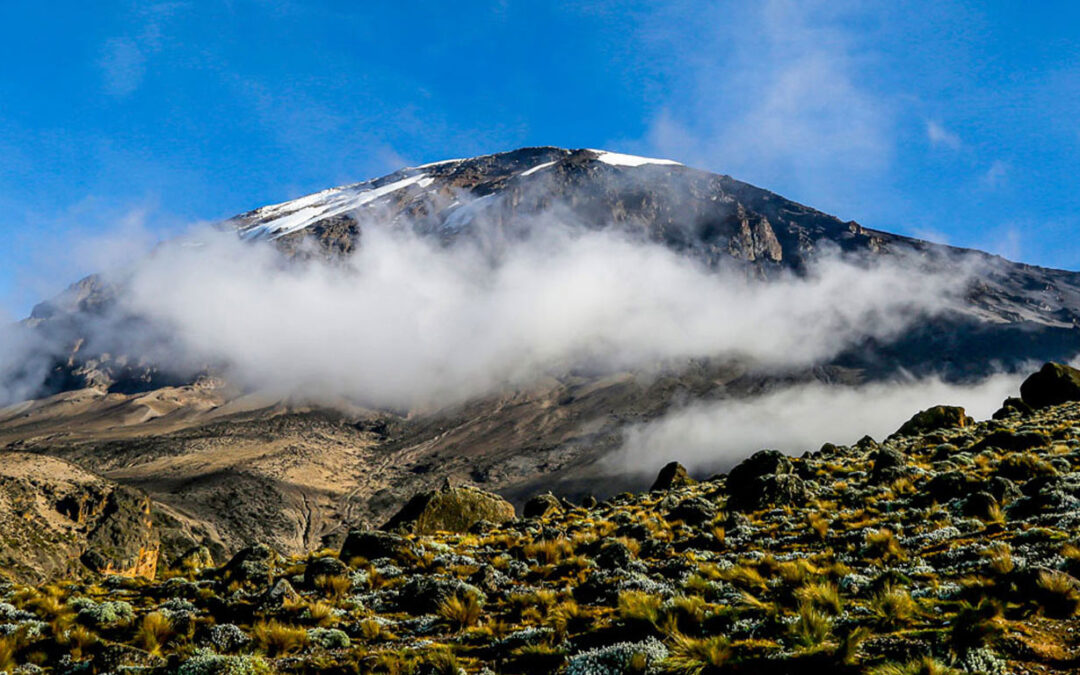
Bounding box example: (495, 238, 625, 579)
(1, 1, 1079, 317)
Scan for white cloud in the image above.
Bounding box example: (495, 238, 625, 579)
(926, 120, 962, 149)
(982, 160, 1009, 187)
(613, 372, 1025, 476)
(631, 1, 891, 210)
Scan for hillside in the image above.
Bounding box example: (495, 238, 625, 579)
(1, 363, 1080, 673)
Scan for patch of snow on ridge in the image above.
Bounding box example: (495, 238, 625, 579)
(590, 150, 682, 168)
(520, 160, 557, 177)
(241, 174, 431, 239)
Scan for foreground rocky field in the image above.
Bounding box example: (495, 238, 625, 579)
(2, 363, 1080, 674)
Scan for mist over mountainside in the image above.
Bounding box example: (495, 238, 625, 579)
(1, 147, 1078, 562)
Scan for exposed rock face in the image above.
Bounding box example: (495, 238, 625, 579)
(1021, 362, 1080, 409)
(0, 453, 164, 582)
(896, 405, 973, 436)
(382, 482, 516, 534)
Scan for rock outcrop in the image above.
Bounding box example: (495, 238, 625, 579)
(382, 482, 516, 534)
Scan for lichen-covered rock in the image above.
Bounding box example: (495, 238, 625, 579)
(1020, 362, 1080, 409)
(221, 544, 280, 586)
(382, 482, 515, 534)
(896, 405, 973, 436)
(650, 461, 695, 491)
(523, 492, 563, 519)
(339, 530, 416, 564)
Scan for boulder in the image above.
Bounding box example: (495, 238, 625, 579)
(993, 397, 1034, 420)
(339, 530, 416, 564)
(1020, 362, 1080, 409)
(896, 406, 973, 437)
(222, 544, 280, 586)
(870, 447, 908, 483)
(303, 555, 349, 587)
(396, 576, 485, 614)
(725, 450, 810, 511)
(665, 497, 716, 526)
(175, 546, 214, 573)
(650, 461, 695, 491)
(972, 430, 1050, 453)
(382, 482, 515, 535)
(523, 492, 563, 519)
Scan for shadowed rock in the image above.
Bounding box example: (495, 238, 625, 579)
(339, 530, 416, 564)
(523, 492, 563, 519)
(1021, 362, 1080, 409)
(650, 461, 695, 491)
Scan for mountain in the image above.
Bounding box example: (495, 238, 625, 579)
(1, 147, 1079, 568)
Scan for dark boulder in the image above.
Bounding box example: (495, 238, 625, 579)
(725, 450, 810, 511)
(896, 406, 973, 437)
(923, 471, 974, 503)
(396, 576, 484, 614)
(1020, 362, 1080, 409)
(973, 430, 1050, 453)
(870, 447, 908, 483)
(993, 397, 1034, 420)
(303, 556, 349, 587)
(523, 492, 563, 519)
(651, 461, 695, 491)
(961, 492, 1000, 520)
(665, 497, 716, 526)
(382, 482, 515, 535)
(340, 530, 416, 564)
(221, 543, 280, 586)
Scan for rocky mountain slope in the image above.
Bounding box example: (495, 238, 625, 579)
(2, 147, 1079, 569)
(2, 364, 1080, 673)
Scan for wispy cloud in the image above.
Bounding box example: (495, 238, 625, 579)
(626, 1, 891, 213)
(926, 120, 962, 149)
(982, 160, 1009, 187)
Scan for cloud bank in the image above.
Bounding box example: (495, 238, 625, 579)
(68, 211, 972, 412)
(613, 372, 1026, 477)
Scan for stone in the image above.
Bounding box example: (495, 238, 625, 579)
(972, 430, 1050, 453)
(382, 482, 515, 535)
(896, 406, 973, 437)
(650, 461, 695, 491)
(396, 576, 485, 614)
(339, 530, 416, 564)
(1020, 362, 1080, 409)
(523, 492, 563, 519)
(221, 544, 280, 586)
(871, 447, 908, 483)
(725, 450, 810, 511)
(303, 556, 349, 588)
(664, 497, 716, 526)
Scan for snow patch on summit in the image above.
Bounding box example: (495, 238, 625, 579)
(590, 150, 682, 168)
(240, 173, 432, 239)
